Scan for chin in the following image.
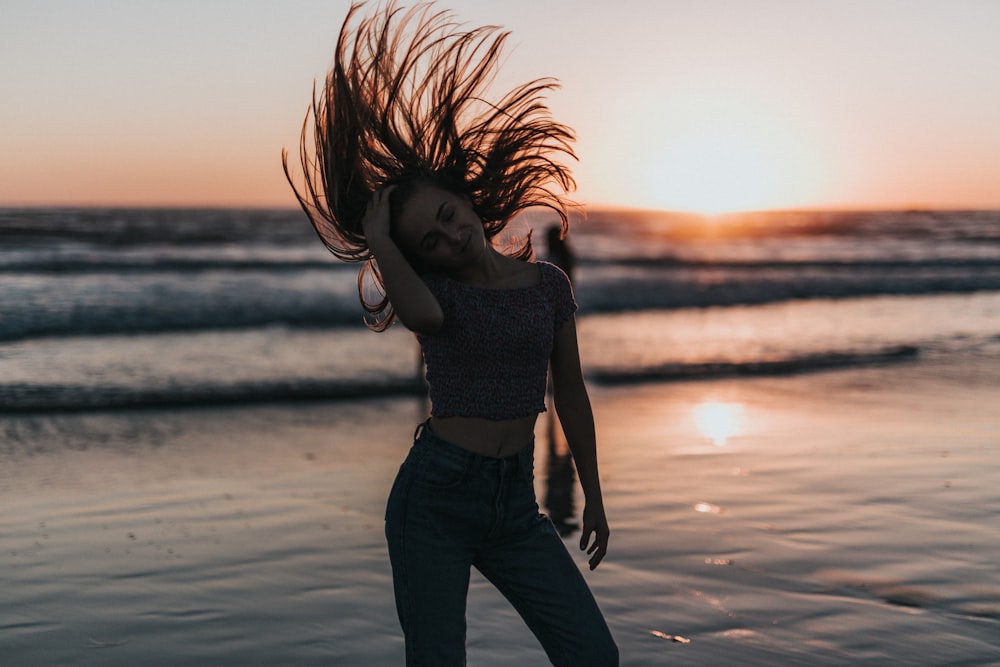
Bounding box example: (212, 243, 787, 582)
(465, 241, 487, 262)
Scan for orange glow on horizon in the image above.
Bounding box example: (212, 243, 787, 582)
(3, 2, 1000, 212)
(585, 85, 830, 216)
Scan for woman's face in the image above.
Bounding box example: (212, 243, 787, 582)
(393, 183, 486, 270)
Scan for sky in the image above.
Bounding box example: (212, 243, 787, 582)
(2, 0, 999, 213)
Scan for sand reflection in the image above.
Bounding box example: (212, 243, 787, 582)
(693, 401, 743, 446)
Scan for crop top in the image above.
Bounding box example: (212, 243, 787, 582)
(416, 261, 578, 420)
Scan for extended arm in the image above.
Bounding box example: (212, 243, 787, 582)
(361, 187, 444, 334)
(550, 316, 609, 570)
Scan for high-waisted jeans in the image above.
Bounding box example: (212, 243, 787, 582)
(384, 421, 618, 666)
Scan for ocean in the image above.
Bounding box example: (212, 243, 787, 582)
(2, 206, 999, 412)
(2, 206, 999, 665)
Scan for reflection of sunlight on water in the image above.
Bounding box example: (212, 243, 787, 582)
(694, 501, 725, 514)
(693, 401, 744, 446)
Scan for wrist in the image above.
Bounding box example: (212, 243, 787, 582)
(365, 231, 396, 254)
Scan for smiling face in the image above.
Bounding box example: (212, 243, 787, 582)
(391, 182, 487, 271)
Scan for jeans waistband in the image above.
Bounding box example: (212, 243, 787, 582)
(413, 420, 532, 467)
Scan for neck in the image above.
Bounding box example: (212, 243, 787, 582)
(450, 246, 505, 287)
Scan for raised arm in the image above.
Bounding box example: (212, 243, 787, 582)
(361, 187, 444, 335)
(550, 316, 610, 570)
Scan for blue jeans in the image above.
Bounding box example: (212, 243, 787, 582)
(384, 422, 618, 666)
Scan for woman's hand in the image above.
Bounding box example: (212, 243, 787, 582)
(580, 501, 610, 570)
(355, 184, 444, 333)
(361, 185, 396, 244)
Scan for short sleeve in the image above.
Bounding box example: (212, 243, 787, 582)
(420, 272, 451, 311)
(543, 262, 578, 329)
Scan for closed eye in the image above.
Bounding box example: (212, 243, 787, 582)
(420, 232, 439, 251)
(437, 202, 453, 222)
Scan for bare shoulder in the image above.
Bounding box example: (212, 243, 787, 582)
(496, 255, 542, 288)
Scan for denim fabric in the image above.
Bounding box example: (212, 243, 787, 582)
(384, 422, 618, 667)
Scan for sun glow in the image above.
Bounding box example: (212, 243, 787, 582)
(602, 89, 827, 215)
(646, 131, 782, 214)
(693, 401, 744, 447)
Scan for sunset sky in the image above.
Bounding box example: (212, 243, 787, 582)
(2, 0, 999, 213)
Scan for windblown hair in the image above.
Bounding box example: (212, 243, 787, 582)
(282, 1, 577, 330)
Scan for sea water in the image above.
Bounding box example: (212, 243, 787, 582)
(2, 207, 999, 665)
(2, 206, 999, 411)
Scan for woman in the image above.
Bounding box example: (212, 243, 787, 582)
(283, 3, 617, 665)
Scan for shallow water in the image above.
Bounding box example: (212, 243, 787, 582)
(2, 400, 408, 665)
(591, 359, 1000, 665)
(5, 206, 1000, 664)
(2, 352, 998, 665)
(4, 292, 999, 412)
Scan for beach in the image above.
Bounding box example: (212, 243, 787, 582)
(3, 350, 998, 666)
(2, 206, 999, 664)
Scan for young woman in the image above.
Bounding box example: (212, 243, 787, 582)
(283, 4, 617, 665)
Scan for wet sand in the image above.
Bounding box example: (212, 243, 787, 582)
(2, 354, 999, 665)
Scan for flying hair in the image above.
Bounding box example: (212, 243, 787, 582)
(282, 1, 578, 330)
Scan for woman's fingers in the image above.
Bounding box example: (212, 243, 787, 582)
(581, 521, 609, 570)
(587, 531, 608, 570)
(361, 185, 396, 238)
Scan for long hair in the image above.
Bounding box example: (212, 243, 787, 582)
(282, 1, 577, 330)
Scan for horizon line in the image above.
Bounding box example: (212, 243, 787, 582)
(3, 200, 1000, 216)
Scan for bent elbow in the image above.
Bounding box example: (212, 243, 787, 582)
(399, 308, 444, 336)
